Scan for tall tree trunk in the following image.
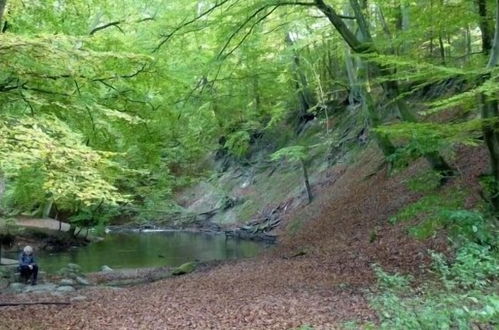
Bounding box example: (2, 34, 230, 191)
(0, 0, 7, 24)
(396, 0, 410, 53)
(285, 32, 316, 127)
(481, 0, 499, 213)
(344, 43, 361, 105)
(488, 0, 499, 67)
(0, 0, 7, 32)
(314, 0, 453, 177)
(476, 0, 493, 55)
(358, 63, 397, 156)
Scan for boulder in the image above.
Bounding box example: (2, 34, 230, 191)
(172, 262, 196, 276)
(60, 279, 75, 286)
(58, 263, 83, 279)
(56, 285, 75, 292)
(101, 265, 113, 272)
(75, 276, 90, 286)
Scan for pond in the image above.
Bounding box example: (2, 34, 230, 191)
(12, 231, 270, 273)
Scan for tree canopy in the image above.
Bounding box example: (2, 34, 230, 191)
(0, 0, 498, 223)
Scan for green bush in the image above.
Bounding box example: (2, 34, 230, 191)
(370, 243, 499, 329)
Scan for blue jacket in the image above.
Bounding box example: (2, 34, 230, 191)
(19, 253, 36, 267)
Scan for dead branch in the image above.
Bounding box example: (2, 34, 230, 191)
(0, 302, 70, 307)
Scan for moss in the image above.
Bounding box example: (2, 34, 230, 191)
(171, 262, 196, 276)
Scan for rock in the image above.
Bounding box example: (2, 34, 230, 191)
(0, 258, 18, 266)
(56, 285, 75, 292)
(58, 263, 83, 279)
(101, 265, 113, 272)
(172, 262, 196, 276)
(60, 279, 75, 286)
(25, 284, 57, 293)
(75, 276, 90, 286)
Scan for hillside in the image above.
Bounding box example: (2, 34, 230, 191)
(1, 134, 493, 328)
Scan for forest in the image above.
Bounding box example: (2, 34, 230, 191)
(0, 0, 498, 328)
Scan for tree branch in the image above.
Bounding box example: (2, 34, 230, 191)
(217, 1, 316, 59)
(0, 302, 70, 307)
(90, 21, 124, 35)
(154, 0, 235, 52)
(90, 16, 155, 36)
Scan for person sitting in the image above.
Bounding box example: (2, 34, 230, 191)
(19, 245, 38, 285)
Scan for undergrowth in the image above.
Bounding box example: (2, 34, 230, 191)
(370, 241, 498, 329)
(352, 170, 499, 329)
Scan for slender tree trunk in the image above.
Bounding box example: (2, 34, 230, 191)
(488, 0, 499, 67)
(481, 0, 499, 214)
(358, 64, 397, 156)
(476, 0, 493, 55)
(69, 224, 77, 237)
(465, 26, 472, 63)
(438, 34, 446, 64)
(397, 0, 410, 53)
(344, 47, 361, 105)
(301, 159, 313, 204)
(42, 199, 53, 218)
(0, 0, 7, 24)
(285, 32, 316, 128)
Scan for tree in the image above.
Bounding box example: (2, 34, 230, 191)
(271, 146, 313, 204)
(480, 0, 499, 214)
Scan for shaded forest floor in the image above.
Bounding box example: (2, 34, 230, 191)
(0, 145, 487, 329)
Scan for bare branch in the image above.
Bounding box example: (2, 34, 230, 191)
(89, 17, 155, 36)
(217, 1, 315, 59)
(90, 21, 124, 35)
(154, 0, 235, 52)
(219, 6, 280, 59)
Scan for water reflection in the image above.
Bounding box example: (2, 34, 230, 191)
(35, 231, 268, 273)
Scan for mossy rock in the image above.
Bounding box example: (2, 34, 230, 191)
(171, 262, 196, 276)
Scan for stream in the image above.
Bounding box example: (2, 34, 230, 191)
(11, 231, 270, 273)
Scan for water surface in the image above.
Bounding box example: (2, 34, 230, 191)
(24, 231, 268, 273)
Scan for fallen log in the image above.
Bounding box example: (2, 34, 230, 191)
(0, 301, 70, 307)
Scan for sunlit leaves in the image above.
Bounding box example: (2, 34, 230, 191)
(0, 116, 127, 210)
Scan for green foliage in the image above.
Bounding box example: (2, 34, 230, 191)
(0, 116, 127, 212)
(377, 120, 481, 168)
(270, 146, 307, 163)
(224, 131, 251, 158)
(432, 243, 499, 290)
(391, 191, 497, 244)
(389, 192, 463, 224)
(1, 166, 46, 214)
(0, 0, 497, 229)
(371, 243, 499, 329)
(372, 264, 413, 291)
(406, 170, 445, 193)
